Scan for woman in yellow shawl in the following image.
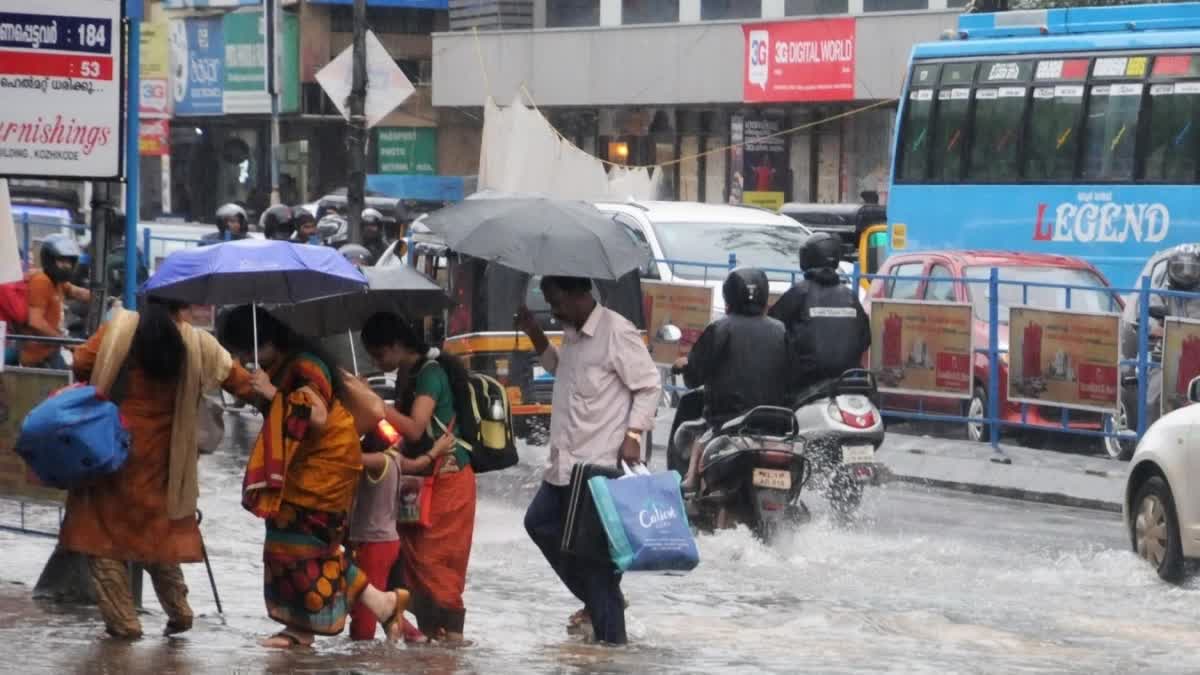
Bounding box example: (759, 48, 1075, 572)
(219, 305, 412, 648)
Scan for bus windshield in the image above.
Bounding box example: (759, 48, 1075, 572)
(965, 266, 1118, 322)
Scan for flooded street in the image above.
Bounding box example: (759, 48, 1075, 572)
(4, 415, 1200, 674)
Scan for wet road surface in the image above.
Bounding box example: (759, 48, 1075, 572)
(2, 418, 1199, 674)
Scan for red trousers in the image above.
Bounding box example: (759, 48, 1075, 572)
(348, 540, 400, 641)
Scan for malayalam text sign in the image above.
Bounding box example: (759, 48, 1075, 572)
(1008, 307, 1120, 413)
(642, 281, 714, 366)
(0, 367, 71, 504)
(1163, 317, 1200, 415)
(869, 299, 973, 399)
(0, 0, 123, 178)
(743, 18, 856, 103)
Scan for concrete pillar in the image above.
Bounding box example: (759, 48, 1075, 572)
(849, 0, 864, 13)
(600, 0, 621, 26)
(681, 0, 700, 23)
(762, 0, 786, 18)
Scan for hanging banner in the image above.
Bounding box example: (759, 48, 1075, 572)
(0, 0, 124, 179)
(740, 115, 788, 211)
(1008, 307, 1120, 413)
(869, 299, 973, 398)
(641, 281, 714, 366)
(743, 18, 856, 103)
(139, 118, 169, 156)
(0, 368, 71, 504)
(1163, 317, 1200, 415)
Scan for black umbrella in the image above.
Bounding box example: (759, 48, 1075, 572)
(271, 264, 451, 337)
(422, 198, 645, 280)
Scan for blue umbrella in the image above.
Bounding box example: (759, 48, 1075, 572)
(143, 239, 368, 366)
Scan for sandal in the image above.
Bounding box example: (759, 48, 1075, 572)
(382, 589, 412, 641)
(163, 618, 193, 636)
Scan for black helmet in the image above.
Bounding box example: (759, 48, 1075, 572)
(1167, 250, 1200, 291)
(339, 243, 372, 266)
(260, 205, 295, 240)
(722, 267, 769, 316)
(800, 232, 841, 272)
(40, 233, 82, 283)
(215, 203, 247, 234)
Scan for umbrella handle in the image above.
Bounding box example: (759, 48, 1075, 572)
(252, 303, 259, 370)
(348, 329, 359, 375)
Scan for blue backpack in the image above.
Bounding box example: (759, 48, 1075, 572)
(16, 364, 132, 490)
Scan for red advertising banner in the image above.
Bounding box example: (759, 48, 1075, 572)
(139, 119, 169, 157)
(743, 18, 856, 103)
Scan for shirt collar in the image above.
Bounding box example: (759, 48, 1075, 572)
(579, 303, 603, 338)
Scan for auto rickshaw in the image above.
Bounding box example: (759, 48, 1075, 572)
(408, 236, 650, 444)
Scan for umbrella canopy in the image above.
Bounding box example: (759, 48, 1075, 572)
(271, 264, 452, 337)
(142, 239, 367, 306)
(422, 197, 646, 280)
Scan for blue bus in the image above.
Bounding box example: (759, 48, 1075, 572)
(888, 3, 1200, 289)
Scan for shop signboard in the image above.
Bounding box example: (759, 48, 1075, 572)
(869, 299, 973, 398)
(222, 9, 300, 114)
(140, 15, 170, 116)
(739, 114, 788, 212)
(139, 118, 169, 156)
(1008, 307, 1120, 413)
(641, 281, 715, 366)
(170, 16, 224, 115)
(0, 0, 124, 179)
(376, 127, 437, 175)
(1162, 317, 1200, 415)
(743, 18, 856, 103)
(0, 367, 71, 504)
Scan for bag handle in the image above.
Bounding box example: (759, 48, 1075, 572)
(620, 460, 650, 478)
(430, 412, 472, 452)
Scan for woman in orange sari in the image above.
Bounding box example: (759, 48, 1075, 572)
(219, 306, 408, 648)
(61, 299, 256, 639)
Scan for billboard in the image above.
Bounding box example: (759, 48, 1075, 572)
(743, 18, 856, 103)
(1008, 307, 1120, 413)
(738, 114, 789, 211)
(170, 16, 224, 115)
(869, 299, 973, 398)
(1162, 317, 1200, 415)
(0, 0, 124, 179)
(641, 281, 715, 366)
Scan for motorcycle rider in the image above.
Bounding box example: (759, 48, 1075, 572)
(360, 208, 390, 265)
(260, 204, 295, 241)
(1152, 248, 1200, 322)
(16, 234, 91, 368)
(294, 210, 320, 245)
(673, 268, 790, 491)
(769, 232, 871, 400)
(339, 243, 373, 268)
(201, 203, 249, 245)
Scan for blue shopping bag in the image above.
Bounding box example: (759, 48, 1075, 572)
(588, 464, 700, 573)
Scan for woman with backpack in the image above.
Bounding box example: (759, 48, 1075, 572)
(361, 311, 477, 645)
(59, 299, 257, 639)
(218, 306, 412, 648)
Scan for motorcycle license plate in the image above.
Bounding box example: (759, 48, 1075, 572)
(752, 468, 792, 490)
(841, 445, 875, 465)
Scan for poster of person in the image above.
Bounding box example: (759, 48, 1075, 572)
(642, 281, 715, 366)
(1008, 307, 1119, 413)
(868, 299, 973, 398)
(0, 368, 72, 504)
(739, 115, 789, 212)
(1162, 317, 1200, 415)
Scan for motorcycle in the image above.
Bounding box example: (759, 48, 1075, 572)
(669, 369, 885, 541)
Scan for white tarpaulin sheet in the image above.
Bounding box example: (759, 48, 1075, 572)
(0, 180, 24, 284)
(479, 96, 663, 202)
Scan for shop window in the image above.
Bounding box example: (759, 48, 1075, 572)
(785, 0, 849, 14)
(701, 0, 761, 20)
(622, 0, 679, 24)
(864, 0, 927, 10)
(547, 0, 600, 27)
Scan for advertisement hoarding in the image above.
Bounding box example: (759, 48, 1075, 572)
(1008, 306, 1120, 413)
(743, 18, 856, 103)
(0, 0, 124, 179)
(641, 281, 715, 366)
(170, 16, 224, 115)
(869, 299, 973, 398)
(139, 118, 169, 156)
(0, 368, 71, 504)
(1162, 317, 1200, 415)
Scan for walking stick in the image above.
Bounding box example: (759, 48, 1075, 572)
(196, 509, 224, 615)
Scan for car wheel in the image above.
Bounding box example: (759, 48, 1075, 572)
(1131, 475, 1185, 583)
(964, 385, 987, 443)
(1103, 399, 1137, 461)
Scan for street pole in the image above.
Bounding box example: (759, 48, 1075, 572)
(266, 0, 282, 207)
(123, 3, 142, 310)
(346, 0, 367, 244)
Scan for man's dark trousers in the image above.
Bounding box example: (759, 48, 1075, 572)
(524, 481, 626, 644)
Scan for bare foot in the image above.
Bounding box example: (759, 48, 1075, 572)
(260, 631, 313, 648)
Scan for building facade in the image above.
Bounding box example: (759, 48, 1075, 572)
(434, 0, 961, 207)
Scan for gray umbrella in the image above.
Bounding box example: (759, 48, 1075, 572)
(271, 264, 451, 337)
(422, 197, 645, 280)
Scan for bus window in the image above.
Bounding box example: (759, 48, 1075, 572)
(1082, 83, 1143, 181)
(969, 86, 1026, 181)
(898, 89, 935, 181)
(1024, 85, 1084, 181)
(932, 87, 971, 182)
(1143, 82, 1200, 183)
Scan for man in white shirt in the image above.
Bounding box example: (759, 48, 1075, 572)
(517, 275, 661, 645)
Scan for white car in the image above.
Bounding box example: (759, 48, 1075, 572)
(1124, 376, 1200, 581)
(595, 200, 857, 319)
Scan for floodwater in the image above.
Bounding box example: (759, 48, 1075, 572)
(3, 415, 1200, 674)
